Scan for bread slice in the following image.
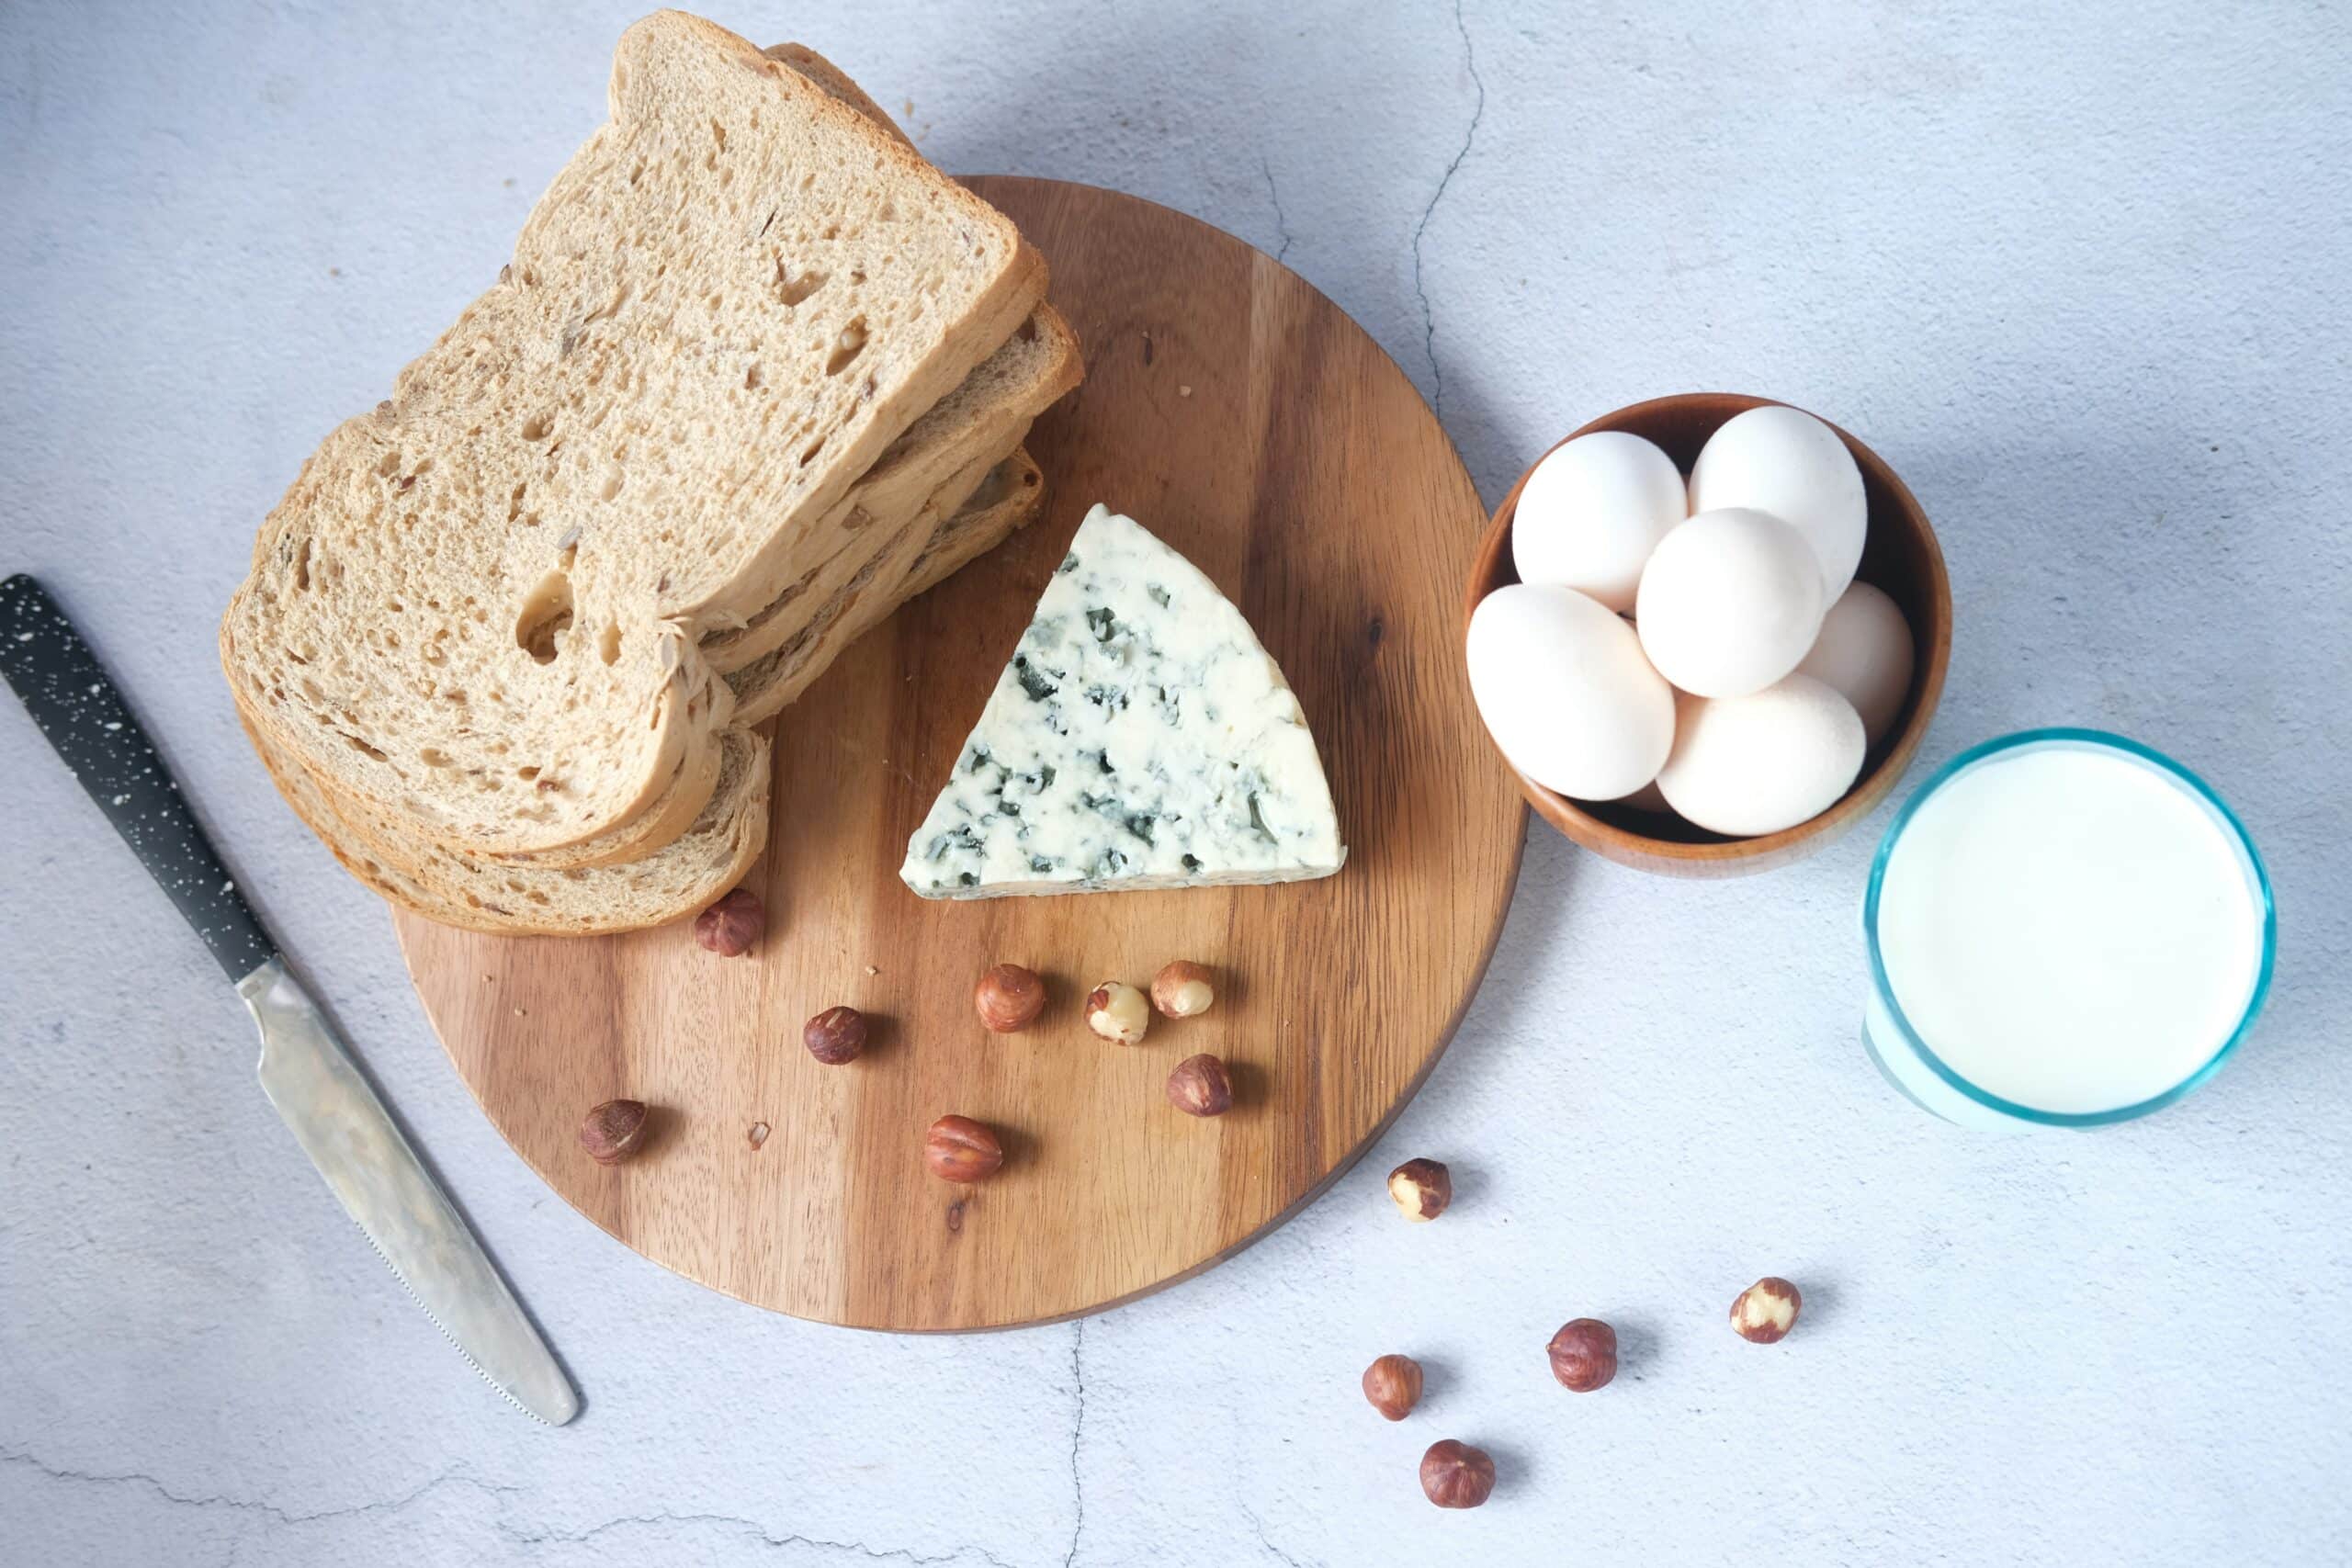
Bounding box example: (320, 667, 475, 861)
(245, 443, 1033, 931)
(729, 445, 1046, 724)
(243, 716, 770, 935)
(222, 11, 1046, 856)
(699, 306, 1078, 671)
(687, 43, 1078, 671)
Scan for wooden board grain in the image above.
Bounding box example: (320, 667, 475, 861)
(395, 178, 1525, 1330)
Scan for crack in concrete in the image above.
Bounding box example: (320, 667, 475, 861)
(0, 1449, 505, 1527)
(495, 1509, 1021, 1567)
(1410, 0, 1487, 420)
(1261, 158, 1295, 263)
(6, 1448, 1018, 1566)
(1062, 1317, 1087, 1567)
(1240, 1501, 1320, 1568)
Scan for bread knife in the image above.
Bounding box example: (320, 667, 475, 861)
(0, 573, 577, 1426)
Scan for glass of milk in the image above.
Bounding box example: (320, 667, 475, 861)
(1862, 729, 2274, 1128)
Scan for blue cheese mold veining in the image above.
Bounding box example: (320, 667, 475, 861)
(899, 504, 1347, 898)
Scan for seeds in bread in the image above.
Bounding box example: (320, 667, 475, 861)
(222, 11, 1046, 855)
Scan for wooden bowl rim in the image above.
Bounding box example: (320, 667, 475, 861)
(1462, 391, 1953, 869)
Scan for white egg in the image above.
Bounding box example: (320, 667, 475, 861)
(1656, 675, 1865, 837)
(1510, 432, 1688, 613)
(1634, 508, 1826, 698)
(1466, 583, 1676, 801)
(1795, 581, 1915, 747)
(1687, 405, 1868, 599)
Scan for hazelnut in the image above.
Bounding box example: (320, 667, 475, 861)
(1730, 1277, 1803, 1343)
(1418, 1439, 1495, 1509)
(1362, 1353, 1424, 1420)
(1545, 1318, 1618, 1392)
(923, 1114, 1004, 1183)
(973, 964, 1046, 1032)
(802, 1005, 867, 1065)
(693, 887, 764, 956)
(578, 1100, 648, 1166)
(1166, 1054, 1234, 1117)
(1149, 960, 1216, 1019)
(1386, 1158, 1453, 1222)
(1084, 980, 1150, 1045)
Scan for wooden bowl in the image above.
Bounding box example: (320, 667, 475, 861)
(1463, 392, 1951, 877)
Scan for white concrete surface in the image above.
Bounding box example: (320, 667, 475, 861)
(5, 1, 2349, 1562)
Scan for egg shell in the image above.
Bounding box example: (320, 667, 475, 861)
(1510, 431, 1688, 614)
(1466, 582, 1676, 801)
(1795, 581, 1915, 747)
(1656, 675, 1865, 837)
(1634, 508, 1826, 698)
(1687, 405, 1869, 599)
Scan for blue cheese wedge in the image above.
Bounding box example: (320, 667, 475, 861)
(900, 504, 1346, 898)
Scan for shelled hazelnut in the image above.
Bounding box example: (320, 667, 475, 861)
(1362, 1354, 1424, 1420)
(1419, 1439, 1496, 1509)
(1084, 981, 1151, 1045)
(802, 1006, 867, 1065)
(578, 1100, 648, 1166)
(1149, 961, 1216, 1019)
(1165, 1054, 1234, 1117)
(693, 887, 764, 956)
(1730, 1277, 1802, 1343)
(1545, 1318, 1618, 1392)
(974, 964, 1046, 1032)
(923, 1114, 1004, 1184)
(1386, 1158, 1453, 1222)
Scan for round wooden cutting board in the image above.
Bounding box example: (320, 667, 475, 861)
(395, 178, 1525, 1330)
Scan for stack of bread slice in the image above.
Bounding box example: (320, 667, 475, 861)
(220, 13, 1079, 934)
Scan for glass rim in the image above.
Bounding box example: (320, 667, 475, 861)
(1861, 727, 2277, 1128)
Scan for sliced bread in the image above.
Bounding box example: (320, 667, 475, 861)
(244, 716, 770, 935)
(223, 10, 1046, 856)
(728, 445, 1046, 724)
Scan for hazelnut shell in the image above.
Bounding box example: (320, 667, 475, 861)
(1166, 1054, 1234, 1117)
(802, 1006, 868, 1065)
(924, 1114, 1005, 1184)
(693, 887, 765, 957)
(1362, 1354, 1424, 1420)
(1419, 1439, 1496, 1509)
(579, 1099, 649, 1166)
(973, 964, 1046, 1032)
(1546, 1318, 1619, 1392)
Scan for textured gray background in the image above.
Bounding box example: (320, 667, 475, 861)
(5, 1, 2348, 1563)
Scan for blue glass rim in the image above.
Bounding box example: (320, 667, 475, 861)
(1861, 728, 2277, 1128)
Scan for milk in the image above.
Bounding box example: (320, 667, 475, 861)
(1864, 733, 2271, 1127)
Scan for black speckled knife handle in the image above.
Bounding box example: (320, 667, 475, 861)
(1, 574, 277, 982)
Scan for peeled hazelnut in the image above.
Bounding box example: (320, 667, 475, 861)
(1730, 1277, 1803, 1343)
(1386, 1157, 1453, 1222)
(1546, 1318, 1618, 1392)
(974, 964, 1046, 1032)
(1419, 1439, 1496, 1509)
(578, 1100, 648, 1166)
(1149, 960, 1216, 1019)
(1166, 1054, 1234, 1117)
(1084, 980, 1150, 1045)
(1362, 1353, 1424, 1420)
(693, 887, 764, 956)
(802, 1006, 867, 1065)
(923, 1114, 1004, 1183)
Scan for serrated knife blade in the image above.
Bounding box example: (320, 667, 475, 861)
(242, 958, 577, 1424)
(2, 572, 576, 1425)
